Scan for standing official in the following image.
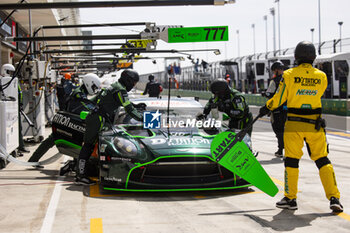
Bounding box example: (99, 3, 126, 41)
(265, 61, 287, 157)
(143, 75, 163, 98)
(259, 41, 343, 212)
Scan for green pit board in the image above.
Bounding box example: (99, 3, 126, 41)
(211, 131, 278, 197)
(168, 26, 229, 43)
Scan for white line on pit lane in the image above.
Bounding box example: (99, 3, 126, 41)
(40, 156, 69, 233)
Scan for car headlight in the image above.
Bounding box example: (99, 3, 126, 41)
(113, 138, 138, 157)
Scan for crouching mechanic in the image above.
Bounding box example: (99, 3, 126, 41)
(259, 41, 343, 212)
(28, 73, 101, 168)
(197, 79, 253, 136)
(76, 69, 143, 185)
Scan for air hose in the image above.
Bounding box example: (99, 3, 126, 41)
(0, 143, 62, 167)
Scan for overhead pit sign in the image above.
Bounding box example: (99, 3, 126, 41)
(116, 62, 133, 69)
(127, 39, 154, 48)
(168, 26, 228, 43)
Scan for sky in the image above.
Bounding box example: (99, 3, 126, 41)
(79, 0, 350, 75)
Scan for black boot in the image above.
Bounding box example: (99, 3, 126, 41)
(18, 147, 30, 153)
(276, 197, 298, 210)
(274, 148, 283, 158)
(59, 159, 76, 176)
(75, 159, 96, 185)
(330, 197, 343, 213)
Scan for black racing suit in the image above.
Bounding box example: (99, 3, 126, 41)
(77, 82, 143, 177)
(203, 88, 253, 136)
(56, 79, 77, 111)
(265, 74, 287, 152)
(28, 86, 96, 163)
(143, 80, 162, 98)
(66, 86, 96, 114)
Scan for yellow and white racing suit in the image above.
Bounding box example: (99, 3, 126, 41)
(266, 63, 340, 200)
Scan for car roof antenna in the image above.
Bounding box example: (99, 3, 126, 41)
(167, 76, 172, 135)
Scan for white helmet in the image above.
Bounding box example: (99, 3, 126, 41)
(1, 64, 15, 77)
(82, 73, 101, 95)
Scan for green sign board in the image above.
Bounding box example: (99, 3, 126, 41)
(168, 26, 229, 43)
(211, 131, 278, 197)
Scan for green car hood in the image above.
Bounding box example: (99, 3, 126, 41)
(139, 134, 213, 157)
(103, 126, 218, 158)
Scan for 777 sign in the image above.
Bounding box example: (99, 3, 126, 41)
(166, 26, 229, 43)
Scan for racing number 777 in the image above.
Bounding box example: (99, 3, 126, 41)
(204, 27, 226, 41)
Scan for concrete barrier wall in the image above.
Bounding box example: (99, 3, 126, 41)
(161, 89, 350, 116)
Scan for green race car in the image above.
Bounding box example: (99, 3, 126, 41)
(97, 97, 252, 191)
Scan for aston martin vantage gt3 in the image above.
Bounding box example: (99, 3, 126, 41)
(96, 97, 252, 191)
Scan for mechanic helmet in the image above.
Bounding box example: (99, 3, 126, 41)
(64, 73, 72, 80)
(210, 79, 230, 98)
(1, 64, 15, 77)
(82, 73, 102, 95)
(148, 74, 155, 81)
(294, 41, 316, 65)
(118, 69, 139, 92)
(271, 61, 284, 71)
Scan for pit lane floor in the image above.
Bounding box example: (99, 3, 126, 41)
(1, 119, 350, 233)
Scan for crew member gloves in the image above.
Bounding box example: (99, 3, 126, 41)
(259, 105, 270, 117)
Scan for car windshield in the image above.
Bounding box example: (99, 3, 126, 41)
(115, 100, 229, 136)
(115, 102, 203, 125)
(150, 108, 202, 121)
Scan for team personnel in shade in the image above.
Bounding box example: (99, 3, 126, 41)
(76, 69, 143, 185)
(28, 73, 101, 169)
(224, 73, 232, 87)
(56, 73, 74, 110)
(143, 74, 163, 98)
(259, 41, 343, 212)
(197, 79, 253, 136)
(265, 61, 287, 157)
(65, 73, 101, 114)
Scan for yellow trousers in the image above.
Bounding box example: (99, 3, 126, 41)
(283, 121, 340, 200)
